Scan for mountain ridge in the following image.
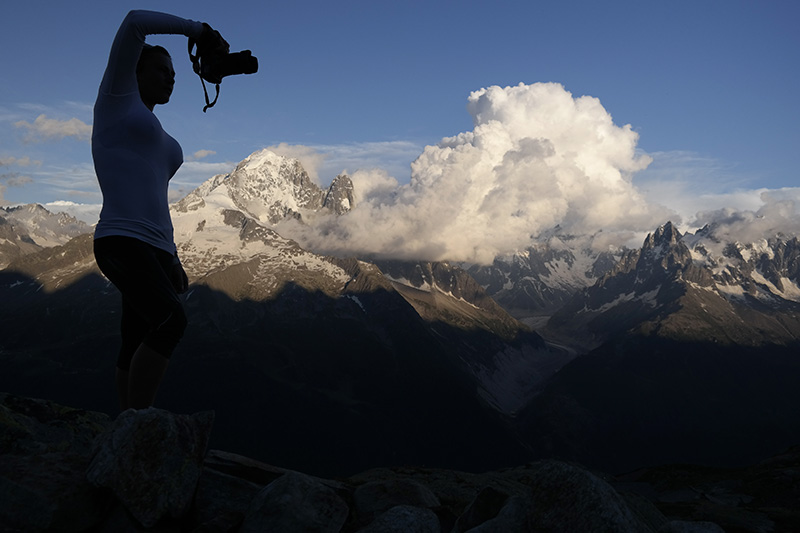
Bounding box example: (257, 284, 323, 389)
(0, 203, 89, 269)
(6, 149, 800, 356)
(4, 147, 800, 482)
(545, 220, 800, 348)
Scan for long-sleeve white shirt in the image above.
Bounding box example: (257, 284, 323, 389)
(92, 10, 203, 254)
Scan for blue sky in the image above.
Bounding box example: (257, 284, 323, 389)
(1, 0, 798, 235)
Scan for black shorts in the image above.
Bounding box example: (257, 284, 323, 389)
(94, 236, 187, 368)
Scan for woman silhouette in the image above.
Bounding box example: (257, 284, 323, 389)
(92, 10, 221, 410)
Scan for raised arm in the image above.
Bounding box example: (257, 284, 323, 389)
(99, 10, 204, 96)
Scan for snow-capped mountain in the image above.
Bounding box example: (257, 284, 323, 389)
(323, 173, 356, 215)
(5, 147, 800, 477)
(0, 151, 542, 474)
(175, 149, 353, 227)
(0, 214, 40, 270)
(545, 221, 800, 349)
(3, 148, 557, 426)
(514, 221, 800, 473)
(167, 149, 363, 300)
(0, 204, 90, 269)
(169, 150, 564, 416)
(1, 204, 89, 246)
(466, 235, 624, 323)
(170, 148, 480, 302)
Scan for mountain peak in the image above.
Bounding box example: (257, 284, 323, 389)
(638, 220, 691, 269)
(176, 149, 359, 226)
(646, 221, 681, 248)
(224, 150, 324, 223)
(0, 203, 89, 256)
(323, 174, 354, 215)
(236, 148, 290, 173)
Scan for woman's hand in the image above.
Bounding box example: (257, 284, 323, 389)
(197, 22, 229, 57)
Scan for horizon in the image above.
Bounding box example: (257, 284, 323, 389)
(2, 1, 799, 256)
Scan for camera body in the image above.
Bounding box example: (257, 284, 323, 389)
(197, 49, 258, 85)
(189, 24, 258, 111)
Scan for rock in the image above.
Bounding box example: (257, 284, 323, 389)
(0, 452, 108, 532)
(522, 460, 656, 532)
(658, 521, 726, 533)
(92, 502, 183, 533)
(85, 407, 215, 528)
(199, 448, 348, 529)
(0, 394, 111, 532)
(190, 511, 246, 533)
(204, 449, 299, 486)
(353, 478, 441, 524)
(0, 392, 110, 457)
(192, 467, 262, 529)
(452, 487, 529, 532)
(3, 393, 799, 533)
(356, 505, 441, 532)
(240, 471, 349, 533)
(464, 494, 530, 532)
(452, 486, 514, 532)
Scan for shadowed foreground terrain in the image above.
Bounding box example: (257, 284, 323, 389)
(2, 393, 798, 532)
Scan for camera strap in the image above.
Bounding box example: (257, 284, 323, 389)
(188, 38, 221, 112)
(199, 76, 220, 113)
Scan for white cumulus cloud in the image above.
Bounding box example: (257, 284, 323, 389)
(190, 149, 217, 160)
(692, 188, 800, 244)
(14, 114, 92, 142)
(277, 82, 677, 264)
(44, 200, 101, 224)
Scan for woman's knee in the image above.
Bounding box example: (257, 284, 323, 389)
(146, 306, 188, 357)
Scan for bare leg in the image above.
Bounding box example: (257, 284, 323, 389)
(127, 343, 169, 409)
(116, 367, 130, 411)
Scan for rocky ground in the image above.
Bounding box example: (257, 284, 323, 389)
(1, 392, 798, 532)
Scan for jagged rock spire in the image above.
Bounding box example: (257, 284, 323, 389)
(323, 173, 354, 215)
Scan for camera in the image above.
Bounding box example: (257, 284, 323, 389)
(197, 49, 258, 85)
(189, 24, 258, 110)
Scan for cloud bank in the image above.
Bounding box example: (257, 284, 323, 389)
(0, 156, 42, 167)
(692, 188, 800, 245)
(14, 114, 92, 142)
(266, 141, 424, 186)
(277, 82, 677, 264)
(189, 149, 217, 161)
(0, 156, 39, 205)
(44, 200, 101, 224)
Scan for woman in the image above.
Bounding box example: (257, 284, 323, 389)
(92, 10, 219, 410)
